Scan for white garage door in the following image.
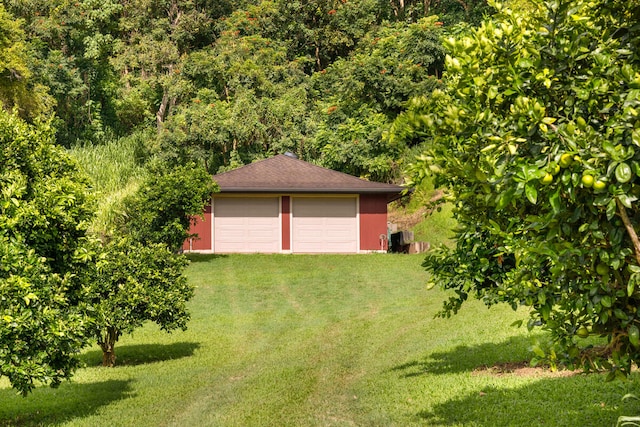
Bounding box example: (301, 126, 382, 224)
(292, 197, 358, 253)
(213, 197, 280, 253)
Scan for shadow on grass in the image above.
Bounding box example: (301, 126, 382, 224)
(415, 373, 640, 426)
(0, 379, 133, 426)
(185, 253, 228, 263)
(393, 335, 640, 426)
(81, 341, 200, 367)
(392, 335, 539, 377)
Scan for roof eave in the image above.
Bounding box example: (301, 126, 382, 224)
(218, 187, 404, 194)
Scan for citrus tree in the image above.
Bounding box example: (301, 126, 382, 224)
(0, 111, 95, 395)
(87, 239, 193, 367)
(397, 0, 640, 377)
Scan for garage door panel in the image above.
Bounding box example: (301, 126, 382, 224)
(215, 198, 278, 217)
(294, 201, 354, 218)
(214, 198, 280, 253)
(325, 224, 353, 239)
(292, 197, 357, 253)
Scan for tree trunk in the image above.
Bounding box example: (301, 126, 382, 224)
(617, 198, 640, 265)
(123, 65, 131, 90)
(390, 0, 404, 17)
(99, 326, 119, 367)
(156, 89, 170, 133)
(454, 0, 470, 13)
(390, 0, 399, 17)
(315, 43, 322, 71)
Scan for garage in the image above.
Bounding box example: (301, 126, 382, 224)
(291, 197, 358, 253)
(185, 154, 404, 254)
(213, 197, 280, 253)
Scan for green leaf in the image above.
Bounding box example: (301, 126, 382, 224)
(606, 198, 617, 220)
(594, 194, 612, 207)
(525, 183, 538, 204)
(618, 194, 636, 209)
(549, 189, 561, 214)
(615, 308, 628, 320)
(532, 344, 546, 358)
(538, 292, 546, 305)
(629, 325, 640, 348)
(633, 129, 640, 147)
(496, 188, 515, 210)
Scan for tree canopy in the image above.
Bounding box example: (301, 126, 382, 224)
(87, 238, 193, 367)
(121, 161, 218, 252)
(0, 110, 95, 395)
(1, 0, 482, 178)
(399, 0, 640, 377)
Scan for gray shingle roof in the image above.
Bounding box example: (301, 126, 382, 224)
(212, 154, 404, 199)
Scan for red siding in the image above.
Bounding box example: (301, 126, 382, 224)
(183, 203, 212, 251)
(281, 196, 290, 251)
(359, 195, 389, 251)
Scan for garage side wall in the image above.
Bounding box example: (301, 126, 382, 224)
(182, 203, 212, 252)
(359, 195, 388, 252)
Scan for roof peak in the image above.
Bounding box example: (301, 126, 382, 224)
(212, 154, 403, 199)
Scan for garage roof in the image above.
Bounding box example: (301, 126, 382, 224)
(213, 154, 404, 199)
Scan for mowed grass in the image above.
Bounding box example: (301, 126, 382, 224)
(2, 254, 640, 426)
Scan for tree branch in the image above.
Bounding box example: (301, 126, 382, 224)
(616, 197, 640, 265)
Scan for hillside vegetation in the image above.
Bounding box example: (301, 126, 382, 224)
(1, 0, 495, 183)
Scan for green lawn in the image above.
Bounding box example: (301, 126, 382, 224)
(2, 254, 640, 426)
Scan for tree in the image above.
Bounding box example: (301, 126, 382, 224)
(161, 12, 314, 172)
(265, 0, 384, 72)
(311, 17, 445, 181)
(398, 0, 640, 377)
(111, 0, 237, 135)
(90, 160, 214, 366)
(83, 159, 214, 366)
(121, 161, 218, 252)
(87, 238, 193, 367)
(0, 4, 54, 120)
(426, 0, 493, 26)
(0, 110, 95, 395)
(7, 0, 123, 145)
(387, 0, 493, 26)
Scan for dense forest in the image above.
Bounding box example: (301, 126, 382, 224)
(1, 0, 492, 184)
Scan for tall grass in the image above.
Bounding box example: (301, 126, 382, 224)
(69, 136, 148, 234)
